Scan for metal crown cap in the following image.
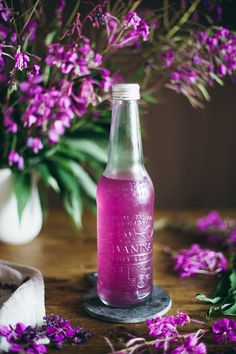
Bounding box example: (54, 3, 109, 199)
(112, 83, 140, 100)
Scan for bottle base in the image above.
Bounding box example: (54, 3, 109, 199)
(99, 292, 152, 308)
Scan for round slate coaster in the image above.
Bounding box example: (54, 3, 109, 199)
(83, 274, 171, 324)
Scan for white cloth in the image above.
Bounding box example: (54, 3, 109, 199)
(0, 260, 45, 351)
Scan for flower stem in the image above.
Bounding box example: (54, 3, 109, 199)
(66, 0, 81, 28)
(20, 0, 41, 36)
(167, 0, 201, 40)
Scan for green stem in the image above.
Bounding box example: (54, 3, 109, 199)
(167, 0, 201, 40)
(20, 0, 41, 36)
(163, 0, 169, 29)
(65, 0, 81, 28)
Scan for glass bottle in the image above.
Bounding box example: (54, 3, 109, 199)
(97, 84, 155, 307)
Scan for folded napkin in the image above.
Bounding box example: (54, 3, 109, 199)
(0, 260, 45, 351)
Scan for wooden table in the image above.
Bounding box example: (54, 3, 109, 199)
(0, 209, 234, 353)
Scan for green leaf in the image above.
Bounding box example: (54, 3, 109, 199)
(52, 166, 83, 229)
(63, 138, 108, 163)
(210, 73, 224, 86)
(222, 301, 236, 316)
(196, 271, 232, 318)
(198, 84, 211, 102)
(206, 305, 221, 319)
(133, 68, 145, 81)
(13, 172, 31, 222)
(196, 294, 222, 304)
(63, 189, 83, 229)
(45, 31, 56, 45)
(68, 161, 97, 199)
(34, 164, 60, 192)
(197, 272, 230, 304)
(54, 166, 78, 193)
(197, 263, 236, 318)
(50, 157, 97, 200)
(142, 94, 159, 104)
(38, 181, 48, 219)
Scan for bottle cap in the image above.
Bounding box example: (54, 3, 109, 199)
(112, 83, 140, 100)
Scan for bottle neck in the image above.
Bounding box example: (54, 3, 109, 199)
(104, 99, 145, 179)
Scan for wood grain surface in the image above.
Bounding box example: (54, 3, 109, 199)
(0, 209, 234, 353)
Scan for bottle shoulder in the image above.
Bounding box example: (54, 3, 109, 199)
(97, 173, 154, 194)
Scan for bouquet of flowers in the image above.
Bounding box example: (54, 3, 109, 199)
(0, 0, 235, 228)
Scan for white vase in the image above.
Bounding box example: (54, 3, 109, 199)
(0, 168, 43, 245)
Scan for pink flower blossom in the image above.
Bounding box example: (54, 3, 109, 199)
(77, 77, 97, 106)
(124, 12, 142, 30)
(48, 120, 65, 144)
(212, 319, 236, 344)
(229, 228, 236, 244)
(161, 50, 175, 68)
(104, 11, 149, 48)
(3, 107, 17, 133)
(146, 312, 190, 348)
(197, 211, 226, 232)
(171, 333, 207, 354)
(15, 48, 30, 71)
(100, 69, 113, 92)
(8, 151, 24, 170)
(173, 244, 227, 278)
(27, 137, 43, 153)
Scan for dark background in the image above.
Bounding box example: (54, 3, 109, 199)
(143, 84, 236, 208)
(49, 0, 236, 210)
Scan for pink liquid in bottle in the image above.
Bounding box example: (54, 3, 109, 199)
(97, 84, 155, 307)
(97, 174, 154, 307)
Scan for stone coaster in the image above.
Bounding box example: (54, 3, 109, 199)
(83, 273, 172, 323)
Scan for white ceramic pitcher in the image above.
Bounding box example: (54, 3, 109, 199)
(0, 168, 43, 245)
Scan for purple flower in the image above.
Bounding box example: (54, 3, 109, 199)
(193, 55, 202, 65)
(0, 0, 10, 22)
(23, 20, 37, 40)
(198, 31, 208, 43)
(10, 32, 17, 43)
(146, 312, 190, 348)
(9, 343, 22, 353)
(197, 211, 226, 232)
(0, 24, 8, 40)
(15, 48, 30, 71)
(175, 312, 190, 326)
(218, 63, 227, 77)
(212, 319, 236, 344)
(21, 82, 74, 141)
(161, 50, 175, 68)
(173, 244, 227, 278)
(0, 316, 91, 352)
(56, 0, 65, 27)
(3, 107, 17, 133)
(93, 53, 103, 66)
(171, 333, 207, 354)
(43, 315, 92, 348)
(124, 12, 142, 30)
(46, 40, 99, 78)
(48, 120, 65, 144)
(171, 71, 182, 83)
(216, 28, 230, 40)
(182, 66, 198, 84)
(77, 77, 96, 106)
(146, 316, 178, 348)
(229, 228, 236, 244)
(27, 137, 43, 153)
(15, 323, 26, 334)
(0, 326, 11, 336)
(8, 151, 24, 170)
(100, 69, 113, 92)
(104, 11, 149, 48)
